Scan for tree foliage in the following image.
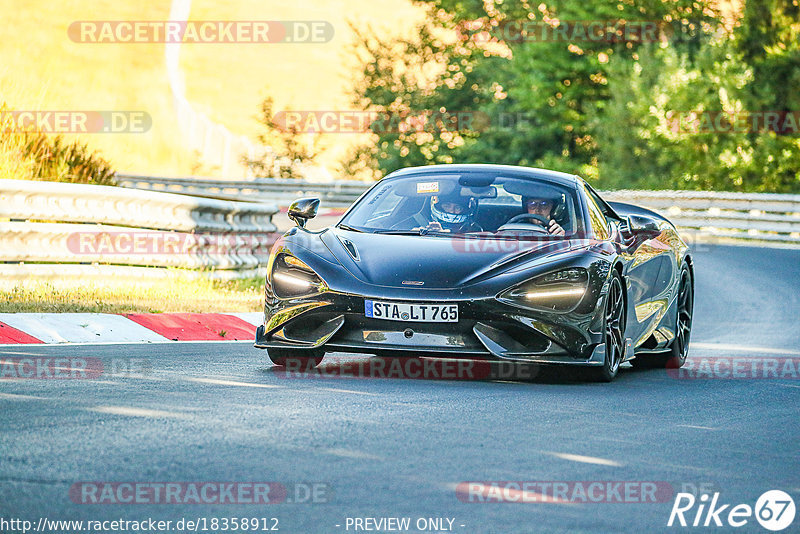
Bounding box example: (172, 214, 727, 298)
(345, 0, 800, 192)
(244, 97, 321, 179)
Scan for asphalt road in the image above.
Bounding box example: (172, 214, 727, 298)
(1, 243, 799, 534)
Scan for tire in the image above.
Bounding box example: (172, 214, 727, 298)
(587, 272, 626, 382)
(632, 264, 693, 369)
(267, 347, 325, 370)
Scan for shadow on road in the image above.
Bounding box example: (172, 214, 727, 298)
(258, 355, 668, 386)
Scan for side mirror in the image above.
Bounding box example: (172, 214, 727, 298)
(288, 197, 320, 228)
(625, 214, 661, 237)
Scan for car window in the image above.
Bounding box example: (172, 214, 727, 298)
(358, 183, 407, 225)
(341, 173, 583, 237)
(582, 184, 610, 240)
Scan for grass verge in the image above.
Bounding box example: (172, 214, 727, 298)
(0, 277, 263, 313)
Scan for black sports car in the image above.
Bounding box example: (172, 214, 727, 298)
(255, 164, 693, 381)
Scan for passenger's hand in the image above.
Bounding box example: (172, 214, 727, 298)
(548, 220, 565, 236)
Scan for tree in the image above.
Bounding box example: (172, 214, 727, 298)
(593, 0, 800, 192)
(243, 97, 321, 179)
(344, 0, 720, 185)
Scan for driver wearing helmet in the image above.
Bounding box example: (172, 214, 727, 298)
(522, 194, 565, 236)
(426, 192, 482, 233)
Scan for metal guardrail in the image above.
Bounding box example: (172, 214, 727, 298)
(119, 174, 800, 245)
(3, 177, 798, 283)
(602, 190, 800, 244)
(0, 179, 279, 281)
(4, 179, 278, 232)
(116, 174, 368, 207)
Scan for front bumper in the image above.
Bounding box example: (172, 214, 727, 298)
(254, 292, 611, 365)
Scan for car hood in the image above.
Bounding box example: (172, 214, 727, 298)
(319, 229, 591, 289)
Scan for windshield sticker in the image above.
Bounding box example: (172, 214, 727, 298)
(417, 181, 439, 194)
(367, 185, 391, 204)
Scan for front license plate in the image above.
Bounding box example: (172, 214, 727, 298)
(364, 300, 458, 323)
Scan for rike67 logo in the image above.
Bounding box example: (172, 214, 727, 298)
(668, 490, 796, 531)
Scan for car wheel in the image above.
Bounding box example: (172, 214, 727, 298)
(267, 347, 325, 370)
(632, 264, 693, 369)
(588, 273, 626, 382)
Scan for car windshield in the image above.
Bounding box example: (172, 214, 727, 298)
(339, 172, 583, 238)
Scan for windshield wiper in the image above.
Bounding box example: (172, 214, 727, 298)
(419, 228, 453, 236)
(372, 228, 485, 237)
(337, 224, 365, 233)
(370, 229, 423, 235)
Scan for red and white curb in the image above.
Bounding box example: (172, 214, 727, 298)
(0, 312, 262, 345)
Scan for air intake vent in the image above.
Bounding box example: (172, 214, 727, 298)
(339, 237, 360, 261)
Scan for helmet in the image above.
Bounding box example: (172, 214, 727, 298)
(431, 192, 476, 229)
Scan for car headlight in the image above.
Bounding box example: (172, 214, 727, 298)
(270, 253, 326, 299)
(499, 268, 589, 312)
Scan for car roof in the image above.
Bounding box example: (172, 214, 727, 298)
(384, 164, 582, 189)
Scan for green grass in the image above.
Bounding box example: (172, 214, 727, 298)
(0, 104, 117, 184)
(0, 277, 263, 313)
